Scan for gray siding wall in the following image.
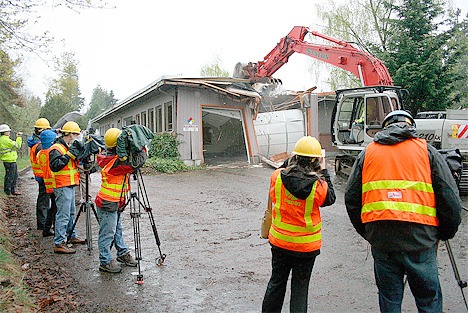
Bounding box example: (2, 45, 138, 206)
(95, 84, 259, 165)
(176, 87, 259, 164)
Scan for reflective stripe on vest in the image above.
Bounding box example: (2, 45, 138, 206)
(97, 156, 129, 202)
(50, 143, 79, 188)
(362, 138, 438, 226)
(38, 149, 55, 193)
(30, 143, 44, 178)
(269, 172, 323, 252)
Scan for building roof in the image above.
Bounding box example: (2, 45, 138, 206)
(91, 76, 262, 124)
(91, 75, 337, 123)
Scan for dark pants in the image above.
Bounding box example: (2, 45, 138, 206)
(36, 180, 50, 229)
(262, 245, 318, 313)
(372, 244, 442, 313)
(3, 161, 18, 195)
(44, 193, 57, 233)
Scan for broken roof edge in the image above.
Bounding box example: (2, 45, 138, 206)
(91, 76, 261, 124)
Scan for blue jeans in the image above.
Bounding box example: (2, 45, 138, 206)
(54, 186, 77, 245)
(97, 209, 129, 265)
(371, 244, 442, 313)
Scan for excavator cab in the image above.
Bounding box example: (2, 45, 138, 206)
(331, 86, 404, 174)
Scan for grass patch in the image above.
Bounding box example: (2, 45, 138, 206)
(0, 156, 30, 180)
(0, 198, 36, 312)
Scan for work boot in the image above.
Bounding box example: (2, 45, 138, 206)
(68, 237, 86, 245)
(42, 230, 54, 237)
(117, 252, 138, 267)
(99, 259, 122, 273)
(54, 243, 76, 254)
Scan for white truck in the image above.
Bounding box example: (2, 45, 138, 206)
(415, 109, 468, 194)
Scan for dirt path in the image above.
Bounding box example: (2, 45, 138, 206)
(10, 163, 468, 312)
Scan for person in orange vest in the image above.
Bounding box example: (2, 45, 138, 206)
(28, 118, 52, 230)
(261, 136, 335, 313)
(95, 128, 145, 273)
(49, 121, 86, 254)
(37, 129, 58, 237)
(345, 110, 462, 313)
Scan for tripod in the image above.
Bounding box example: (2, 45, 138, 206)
(123, 168, 166, 285)
(445, 240, 468, 310)
(68, 171, 100, 251)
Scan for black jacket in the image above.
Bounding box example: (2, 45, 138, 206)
(345, 124, 462, 251)
(49, 137, 73, 173)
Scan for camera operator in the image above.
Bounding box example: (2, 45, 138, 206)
(49, 121, 86, 254)
(95, 128, 146, 273)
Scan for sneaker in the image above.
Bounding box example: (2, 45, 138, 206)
(68, 237, 86, 245)
(99, 259, 122, 273)
(116, 252, 138, 267)
(54, 243, 76, 254)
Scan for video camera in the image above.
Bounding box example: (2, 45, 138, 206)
(115, 124, 154, 166)
(74, 133, 106, 172)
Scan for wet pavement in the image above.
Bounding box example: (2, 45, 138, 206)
(18, 162, 468, 312)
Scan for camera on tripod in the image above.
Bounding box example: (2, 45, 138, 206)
(74, 133, 106, 173)
(115, 124, 154, 164)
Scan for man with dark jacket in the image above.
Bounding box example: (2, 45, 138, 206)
(49, 121, 86, 254)
(345, 110, 461, 313)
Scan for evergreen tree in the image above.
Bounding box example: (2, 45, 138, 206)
(40, 51, 83, 126)
(382, 0, 465, 113)
(86, 85, 118, 120)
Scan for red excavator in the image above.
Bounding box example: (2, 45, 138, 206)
(234, 26, 406, 174)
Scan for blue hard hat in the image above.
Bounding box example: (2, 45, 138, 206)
(40, 129, 57, 149)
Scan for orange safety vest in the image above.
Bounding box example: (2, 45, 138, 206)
(37, 148, 55, 194)
(49, 143, 79, 188)
(97, 156, 129, 203)
(268, 169, 328, 253)
(362, 138, 438, 226)
(29, 142, 44, 178)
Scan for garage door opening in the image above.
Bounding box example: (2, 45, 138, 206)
(202, 108, 248, 165)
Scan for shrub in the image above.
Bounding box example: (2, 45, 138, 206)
(149, 132, 180, 158)
(145, 157, 188, 174)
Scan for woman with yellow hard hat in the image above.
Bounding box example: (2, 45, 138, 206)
(261, 136, 336, 313)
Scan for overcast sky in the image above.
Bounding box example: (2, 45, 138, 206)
(20, 0, 467, 107)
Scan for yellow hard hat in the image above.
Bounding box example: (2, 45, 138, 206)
(61, 121, 81, 134)
(104, 128, 122, 148)
(34, 118, 51, 129)
(292, 136, 322, 157)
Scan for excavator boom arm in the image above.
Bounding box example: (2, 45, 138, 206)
(244, 26, 393, 86)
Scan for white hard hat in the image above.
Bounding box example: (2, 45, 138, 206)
(0, 124, 11, 133)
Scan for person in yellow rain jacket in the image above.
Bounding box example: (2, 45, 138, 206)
(262, 136, 335, 313)
(0, 124, 23, 196)
(95, 128, 146, 273)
